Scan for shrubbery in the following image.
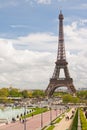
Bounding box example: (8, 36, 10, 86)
(71, 109, 78, 130)
(80, 109, 87, 130)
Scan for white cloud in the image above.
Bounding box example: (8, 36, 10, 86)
(64, 21, 87, 51)
(69, 3, 87, 10)
(10, 25, 29, 29)
(0, 20, 87, 90)
(64, 21, 87, 89)
(35, 0, 51, 4)
(79, 19, 87, 25)
(0, 35, 55, 89)
(13, 32, 57, 52)
(80, 3, 87, 9)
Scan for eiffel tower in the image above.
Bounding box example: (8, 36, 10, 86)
(45, 11, 76, 97)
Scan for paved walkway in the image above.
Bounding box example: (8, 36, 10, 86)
(0, 109, 61, 130)
(0, 108, 75, 130)
(54, 108, 75, 130)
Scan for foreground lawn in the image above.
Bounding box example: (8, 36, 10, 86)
(46, 125, 55, 130)
(23, 107, 48, 118)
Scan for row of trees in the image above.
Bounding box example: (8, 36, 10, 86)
(0, 87, 45, 98)
(54, 91, 87, 99)
(0, 87, 87, 104)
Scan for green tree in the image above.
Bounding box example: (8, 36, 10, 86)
(63, 94, 79, 103)
(21, 90, 29, 98)
(32, 90, 45, 98)
(28, 91, 33, 98)
(63, 94, 72, 103)
(77, 90, 87, 99)
(9, 88, 22, 97)
(53, 91, 67, 97)
(0, 88, 9, 97)
(72, 97, 79, 103)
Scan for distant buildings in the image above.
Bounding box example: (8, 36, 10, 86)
(78, 88, 87, 91)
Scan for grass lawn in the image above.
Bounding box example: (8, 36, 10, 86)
(22, 107, 48, 119)
(46, 125, 55, 130)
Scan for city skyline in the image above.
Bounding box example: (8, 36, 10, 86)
(0, 0, 87, 90)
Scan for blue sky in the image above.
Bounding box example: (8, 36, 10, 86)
(0, 0, 87, 90)
(0, 0, 87, 38)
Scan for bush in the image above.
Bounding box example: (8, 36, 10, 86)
(71, 109, 78, 130)
(80, 109, 87, 130)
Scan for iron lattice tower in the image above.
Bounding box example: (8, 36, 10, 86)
(45, 11, 76, 97)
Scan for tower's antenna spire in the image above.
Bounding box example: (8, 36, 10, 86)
(60, 8, 62, 14)
(59, 6, 62, 14)
(60, 9, 62, 14)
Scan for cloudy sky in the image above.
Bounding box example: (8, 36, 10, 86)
(0, 0, 87, 90)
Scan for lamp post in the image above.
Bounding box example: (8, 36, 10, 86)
(40, 102, 43, 129)
(48, 99, 52, 125)
(55, 108, 57, 117)
(56, 105, 58, 117)
(41, 110, 43, 128)
(50, 103, 52, 125)
(24, 105, 27, 130)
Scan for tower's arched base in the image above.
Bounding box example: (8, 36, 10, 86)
(45, 78, 76, 97)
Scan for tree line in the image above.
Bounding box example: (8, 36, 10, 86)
(0, 87, 87, 104)
(0, 87, 45, 98)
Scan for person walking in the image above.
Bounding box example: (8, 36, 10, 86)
(85, 111, 87, 119)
